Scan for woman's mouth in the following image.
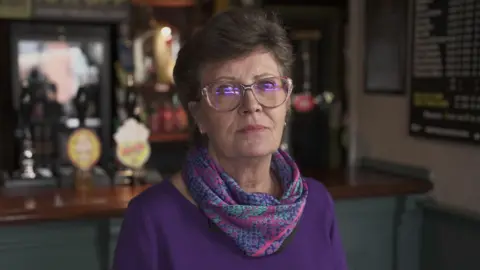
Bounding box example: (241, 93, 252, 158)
(238, 125, 267, 133)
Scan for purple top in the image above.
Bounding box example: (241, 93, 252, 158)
(112, 178, 348, 270)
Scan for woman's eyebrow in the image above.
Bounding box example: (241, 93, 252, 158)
(212, 76, 236, 81)
(214, 73, 276, 81)
(253, 73, 276, 79)
(207, 72, 277, 85)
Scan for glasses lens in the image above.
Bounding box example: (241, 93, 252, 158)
(206, 82, 242, 111)
(205, 77, 290, 111)
(252, 77, 289, 107)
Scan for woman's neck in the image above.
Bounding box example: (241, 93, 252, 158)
(208, 147, 280, 195)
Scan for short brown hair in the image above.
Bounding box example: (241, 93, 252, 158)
(173, 7, 293, 146)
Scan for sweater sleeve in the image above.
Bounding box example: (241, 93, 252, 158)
(326, 193, 349, 270)
(112, 198, 168, 270)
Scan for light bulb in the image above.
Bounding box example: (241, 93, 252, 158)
(160, 27, 172, 37)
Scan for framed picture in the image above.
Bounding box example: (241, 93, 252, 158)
(364, 0, 408, 94)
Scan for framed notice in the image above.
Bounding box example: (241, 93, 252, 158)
(365, 0, 408, 94)
(408, 0, 480, 145)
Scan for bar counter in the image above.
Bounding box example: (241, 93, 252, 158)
(0, 169, 433, 225)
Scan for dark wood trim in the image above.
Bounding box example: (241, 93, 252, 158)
(305, 169, 433, 199)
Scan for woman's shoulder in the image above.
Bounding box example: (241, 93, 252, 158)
(304, 177, 331, 198)
(127, 176, 187, 216)
(303, 177, 336, 212)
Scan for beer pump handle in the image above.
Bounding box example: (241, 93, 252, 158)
(124, 75, 140, 121)
(74, 87, 89, 127)
(18, 69, 42, 139)
(19, 87, 35, 139)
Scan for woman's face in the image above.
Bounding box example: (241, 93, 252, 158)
(192, 50, 289, 158)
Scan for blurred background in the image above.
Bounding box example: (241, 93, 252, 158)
(0, 0, 478, 270)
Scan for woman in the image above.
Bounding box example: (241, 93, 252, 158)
(113, 8, 347, 270)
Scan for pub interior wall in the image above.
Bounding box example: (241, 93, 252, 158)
(347, 0, 480, 213)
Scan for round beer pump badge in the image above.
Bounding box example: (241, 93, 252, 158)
(67, 129, 101, 170)
(114, 118, 151, 169)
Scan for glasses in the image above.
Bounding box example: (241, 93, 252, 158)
(201, 76, 293, 112)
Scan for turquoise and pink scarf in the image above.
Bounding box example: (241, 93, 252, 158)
(182, 147, 308, 257)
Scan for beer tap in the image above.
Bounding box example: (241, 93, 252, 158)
(124, 75, 141, 122)
(15, 71, 39, 180)
(74, 86, 90, 128)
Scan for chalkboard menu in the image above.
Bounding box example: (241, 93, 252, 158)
(409, 0, 480, 144)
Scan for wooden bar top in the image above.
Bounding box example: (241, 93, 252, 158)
(0, 169, 433, 225)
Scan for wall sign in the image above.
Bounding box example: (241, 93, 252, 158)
(32, 0, 130, 21)
(409, 0, 480, 144)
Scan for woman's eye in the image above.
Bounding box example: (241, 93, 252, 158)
(216, 85, 240, 95)
(257, 80, 279, 91)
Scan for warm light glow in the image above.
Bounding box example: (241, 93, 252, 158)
(160, 27, 172, 37)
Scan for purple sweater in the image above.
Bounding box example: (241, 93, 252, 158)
(112, 178, 348, 270)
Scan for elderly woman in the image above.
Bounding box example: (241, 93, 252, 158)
(113, 8, 347, 270)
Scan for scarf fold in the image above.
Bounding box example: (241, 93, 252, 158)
(182, 147, 308, 257)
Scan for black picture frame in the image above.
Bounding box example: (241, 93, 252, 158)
(10, 22, 113, 166)
(364, 0, 408, 94)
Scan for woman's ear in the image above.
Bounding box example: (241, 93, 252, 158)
(188, 101, 205, 134)
(285, 97, 292, 114)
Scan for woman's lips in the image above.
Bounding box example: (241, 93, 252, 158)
(238, 125, 267, 133)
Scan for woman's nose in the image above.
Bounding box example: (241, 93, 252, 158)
(239, 90, 262, 114)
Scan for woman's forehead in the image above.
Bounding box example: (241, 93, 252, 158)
(201, 51, 280, 83)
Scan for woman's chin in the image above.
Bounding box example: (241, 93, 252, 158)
(235, 142, 277, 157)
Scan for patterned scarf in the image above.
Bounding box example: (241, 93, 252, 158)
(182, 147, 309, 257)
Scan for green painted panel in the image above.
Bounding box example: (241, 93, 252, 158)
(0, 222, 96, 247)
(421, 201, 480, 270)
(0, 221, 101, 270)
(335, 198, 396, 270)
(0, 247, 99, 270)
(334, 196, 424, 270)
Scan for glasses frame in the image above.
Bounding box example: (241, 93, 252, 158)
(200, 76, 293, 112)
